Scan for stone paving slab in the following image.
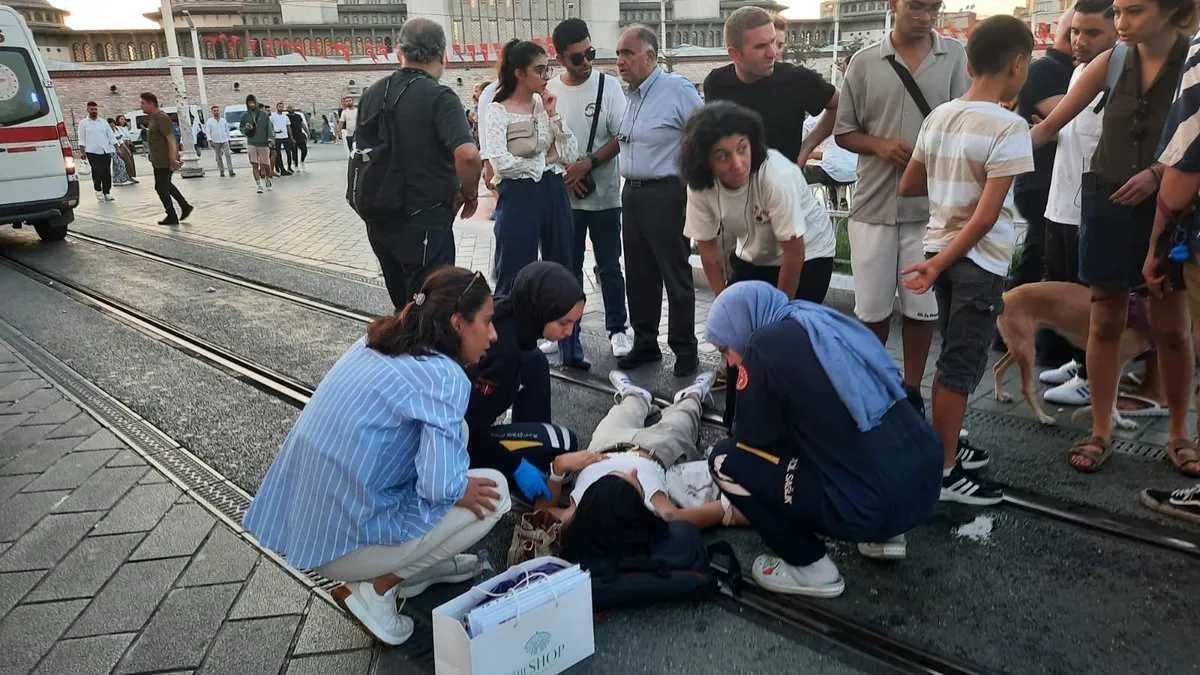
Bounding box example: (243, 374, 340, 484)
(0, 337, 380, 674)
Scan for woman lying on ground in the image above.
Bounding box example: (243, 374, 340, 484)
(465, 262, 585, 503)
(243, 267, 510, 647)
(704, 281, 943, 598)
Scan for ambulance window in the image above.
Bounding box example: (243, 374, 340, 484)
(0, 48, 49, 126)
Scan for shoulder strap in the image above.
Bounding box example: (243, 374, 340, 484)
(586, 74, 605, 154)
(1101, 42, 1129, 111)
(885, 54, 933, 118)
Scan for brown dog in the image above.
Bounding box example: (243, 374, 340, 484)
(992, 281, 1152, 427)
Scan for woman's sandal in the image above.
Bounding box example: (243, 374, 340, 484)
(1165, 438, 1200, 477)
(1068, 436, 1112, 473)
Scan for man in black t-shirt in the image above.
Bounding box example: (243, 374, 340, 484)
(285, 105, 309, 172)
(703, 6, 839, 166)
(358, 18, 482, 311)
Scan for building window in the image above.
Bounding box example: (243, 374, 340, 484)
(125, 43, 137, 60)
(355, 36, 364, 55)
(206, 42, 216, 58)
(148, 42, 158, 58)
(452, 20, 462, 44)
(72, 43, 84, 61)
(325, 37, 334, 54)
(105, 43, 116, 61)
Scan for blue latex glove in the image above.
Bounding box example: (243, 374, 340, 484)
(513, 459, 552, 502)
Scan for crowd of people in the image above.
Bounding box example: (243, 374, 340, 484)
(234, 0, 1200, 648)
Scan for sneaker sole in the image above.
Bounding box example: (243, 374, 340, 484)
(1139, 489, 1200, 525)
(753, 571, 846, 598)
(331, 585, 414, 646)
(939, 489, 1003, 506)
(394, 569, 478, 599)
(1043, 394, 1089, 406)
(856, 543, 907, 560)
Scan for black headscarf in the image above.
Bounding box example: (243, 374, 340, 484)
(495, 262, 585, 350)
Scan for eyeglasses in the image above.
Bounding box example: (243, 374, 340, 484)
(902, 0, 942, 16)
(568, 47, 597, 66)
(533, 64, 555, 79)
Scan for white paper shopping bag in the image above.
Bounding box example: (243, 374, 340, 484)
(432, 556, 595, 675)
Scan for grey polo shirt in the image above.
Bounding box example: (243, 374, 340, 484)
(834, 32, 970, 226)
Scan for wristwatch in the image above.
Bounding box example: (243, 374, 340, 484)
(548, 464, 566, 483)
(587, 152, 602, 167)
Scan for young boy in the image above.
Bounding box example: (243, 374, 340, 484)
(898, 15, 1035, 506)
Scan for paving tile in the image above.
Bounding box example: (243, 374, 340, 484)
(23, 400, 82, 427)
(105, 449, 146, 468)
(138, 471, 169, 485)
(0, 388, 62, 416)
(0, 511, 100, 572)
(0, 413, 30, 439)
(25, 533, 142, 603)
(0, 371, 35, 390)
(45, 414, 102, 440)
(53, 466, 146, 513)
(0, 377, 51, 403)
(228, 559, 311, 620)
(67, 557, 188, 637)
(0, 490, 71, 542)
(0, 599, 88, 675)
(285, 650, 373, 675)
(0, 436, 88, 476)
(91, 482, 180, 535)
(21, 449, 116, 493)
(116, 584, 240, 674)
(74, 429, 125, 452)
(0, 424, 60, 460)
(177, 528, 259, 587)
(0, 569, 45, 617)
(0, 473, 34, 505)
(129, 502, 215, 561)
(292, 597, 373, 655)
(32, 633, 135, 675)
(198, 615, 301, 675)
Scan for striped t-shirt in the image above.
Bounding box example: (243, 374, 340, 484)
(912, 99, 1035, 277)
(1157, 30, 1200, 249)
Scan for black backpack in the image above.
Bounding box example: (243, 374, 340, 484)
(585, 522, 741, 612)
(346, 71, 426, 221)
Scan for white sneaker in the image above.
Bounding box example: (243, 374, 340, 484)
(103, 193, 115, 201)
(538, 340, 559, 355)
(1039, 359, 1079, 386)
(665, 460, 719, 509)
(95, 191, 104, 201)
(395, 554, 479, 599)
(610, 332, 632, 358)
(674, 370, 716, 403)
(857, 534, 907, 560)
(265, 179, 273, 191)
(256, 183, 263, 194)
(752, 554, 845, 598)
(1043, 375, 1090, 406)
(609, 370, 652, 406)
(334, 581, 413, 645)
(300, 162, 307, 172)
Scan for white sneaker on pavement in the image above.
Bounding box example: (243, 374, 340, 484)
(752, 554, 845, 598)
(395, 554, 479, 599)
(610, 332, 632, 358)
(300, 162, 307, 172)
(103, 194, 114, 201)
(256, 183, 263, 194)
(1039, 360, 1079, 386)
(857, 534, 907, 560)
(609, 370, 652, 406)
(265, 179, 273, 191)
(334, 581, 413, 645)
(539, 340, 559, 355)
(1043, 375, 1090, 406)
(673, 370, 716, 403)
(95, 191, 104, 201)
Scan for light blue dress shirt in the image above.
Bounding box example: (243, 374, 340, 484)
(243, 337, 471, 570)
(617, 67, 703, 180)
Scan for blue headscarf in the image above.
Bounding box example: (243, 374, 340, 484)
(705, 281, 906, 432)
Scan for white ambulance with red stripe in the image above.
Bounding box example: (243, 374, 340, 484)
(0, 5, 78, 241)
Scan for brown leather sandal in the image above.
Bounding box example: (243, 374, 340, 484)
(1068, 436, 1111, 473)
(1165, 439, 1200, 477)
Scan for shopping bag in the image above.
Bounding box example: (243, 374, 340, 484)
(432, 556, 595, 675)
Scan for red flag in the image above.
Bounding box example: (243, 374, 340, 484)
(203, 35, 215, 45)
(493, 42, 502, 55)
(452, 44, 464, 61)
(343, 44, 351, 63)
(532, 37, 543, 47)
(366, 40, 377, 62)
(294, 40, 306, 61)
(466, 43, 477, 63)
(315, 40, 324, 56)
(481, 43, 490, 62)
(264, 40, 275, 57)
(248, 38, 257, 54)
(545, 36, 556, 58)
(229, 35, 241, 46)
(217, 33, 228, 43)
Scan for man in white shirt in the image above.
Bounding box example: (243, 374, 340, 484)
(205, 105, 235, 178)
(270, 102, 294, 176)
(801, 112, 858, 207)
(546, 19, 631, 363)
(77, 101, 117, 201)
(335, 96, 358, 154)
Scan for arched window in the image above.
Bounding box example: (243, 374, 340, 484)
(666, 32, 673, 48)
(72, 43, 83, 61)
(205, 42, 216, 58)
(324, 38, 333, 54)
(691, 31, 698, 45)
(711, 31, 717, 46)
(104, 43, 116, 61)
(125, 43, 136, 60)
(160, 42, 168, 57)
(116, 42, 125, 59)
(83, 43, 94, 60)
(699, 32, 707, 47)
(355, 36, 364, 54)
(676, 31, 683, 47)
(376, 37, 385, 55)
(139, 42, 148, 59)
(148, 42, 159, 58)
(94, 42, 106, 61)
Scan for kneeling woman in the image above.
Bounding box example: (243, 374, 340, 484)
(243, 268, 510, 646)
(466, 262, 584, 503)
(705, 282, 943, 598)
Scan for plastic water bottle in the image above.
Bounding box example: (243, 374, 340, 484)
(475, 550, 496, 584)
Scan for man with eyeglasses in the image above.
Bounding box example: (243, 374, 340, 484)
(545, 19, 632, 367)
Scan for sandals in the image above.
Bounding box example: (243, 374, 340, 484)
(1165, 438, 1200, 477)
(1068, 436, 1112, 473)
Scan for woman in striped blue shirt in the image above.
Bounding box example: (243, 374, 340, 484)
(243, 267, 509, 646)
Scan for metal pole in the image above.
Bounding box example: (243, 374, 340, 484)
(160, 0, 204, 177)
(660, 0, 667, 50)
(831, 1, 840, 87)
(185, 18, 209, 112)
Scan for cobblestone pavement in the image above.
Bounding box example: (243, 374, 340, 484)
(0, 338, 375, 675)
(75, 144, 718, 353)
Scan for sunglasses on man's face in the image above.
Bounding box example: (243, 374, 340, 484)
(568, 47, 597, 66)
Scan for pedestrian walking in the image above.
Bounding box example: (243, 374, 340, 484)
(112, 114, 138, 183)
(271, 102, 293, 175)
(77, 101, 116, 201)
(286, 105, 309, 172)
(240, 95, 274, 193)
(336, 96, 358, 153)
(140, 92, 193, 225)
(206, 105, 236, 178)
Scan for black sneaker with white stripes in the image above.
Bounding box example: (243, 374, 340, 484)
(955, 438, 990, 470)
(940, 464, 1003, 505)
(1140, 484, 1200, 525)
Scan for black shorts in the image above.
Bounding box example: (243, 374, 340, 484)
(1079, 173, 1155, 290)
(932, 257, 1005, 396)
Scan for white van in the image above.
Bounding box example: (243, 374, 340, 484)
(219, 103, 249, 153)
(0, 6, 79, 241)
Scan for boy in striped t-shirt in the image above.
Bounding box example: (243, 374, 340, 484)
(898, 15, 1035, 506)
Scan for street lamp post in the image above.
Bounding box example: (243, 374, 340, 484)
(159, 0, 203, 177)
(831, 0, 841, 87)
(659, 0, 667, 51)
(182, 11, 209, 113)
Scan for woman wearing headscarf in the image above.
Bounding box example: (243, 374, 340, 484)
(704, 282, 942, 598)
(466, 261, 587, 502)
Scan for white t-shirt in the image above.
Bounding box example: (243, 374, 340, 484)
(1045, 64, 1105, 226)
(270, 111, 290, 139)
(546, 71, 628, 211)
(340, 107, 359, 135)
(802, 112, 858, 183)
(683, 149, 838, 266)
(570, 452, 666, 513)
(913, 100, 1035, 277)
(476, 81, 499, 156)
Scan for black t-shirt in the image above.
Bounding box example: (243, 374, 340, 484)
(287, 112, 306, 139)
(1015, 48, 1073, 194)
(703, 62, 836, 163)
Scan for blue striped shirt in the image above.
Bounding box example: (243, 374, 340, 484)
(617, 67, 703, 180)
(242, 337, 472, 570)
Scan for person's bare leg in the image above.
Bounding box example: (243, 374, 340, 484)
(1149, 292, 1193, 441)
(1078, 292, 1128, 468)
(372, 573, 402, 594)
(902, 317, 937, 390)
(931, 373, 968, 470)
(864, 317, 891, 345)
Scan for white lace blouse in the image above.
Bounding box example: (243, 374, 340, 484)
(482, 95, 578, 183)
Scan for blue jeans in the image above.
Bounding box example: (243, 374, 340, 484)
(492, 172, 573, 296)
(561, 208, 628, 363)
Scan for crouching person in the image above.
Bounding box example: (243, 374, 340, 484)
(243, 267, 512, 646)
(704, 281, 943, 598)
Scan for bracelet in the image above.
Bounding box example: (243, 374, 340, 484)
(548, 466, 566, 483)
(587, 153, 602, 167)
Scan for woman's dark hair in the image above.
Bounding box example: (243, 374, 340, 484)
(366, 266, 492, 360)
(115, 114, 127, 125)
(106, 117, 115, 125)
(494, 39, 547, 103)
(560, 476, 668, 568)
(1156, 0, 1197, 25)
(678, 101, 770, 191)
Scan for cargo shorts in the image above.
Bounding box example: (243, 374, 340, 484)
(932, 257, 1005, 396)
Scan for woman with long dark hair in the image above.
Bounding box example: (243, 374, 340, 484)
(243, 267, 510, 647)
(112, 114, 137, 183)
(482, 40, 580, 304)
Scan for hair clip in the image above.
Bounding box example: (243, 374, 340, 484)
(412, 292, 426, 306)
